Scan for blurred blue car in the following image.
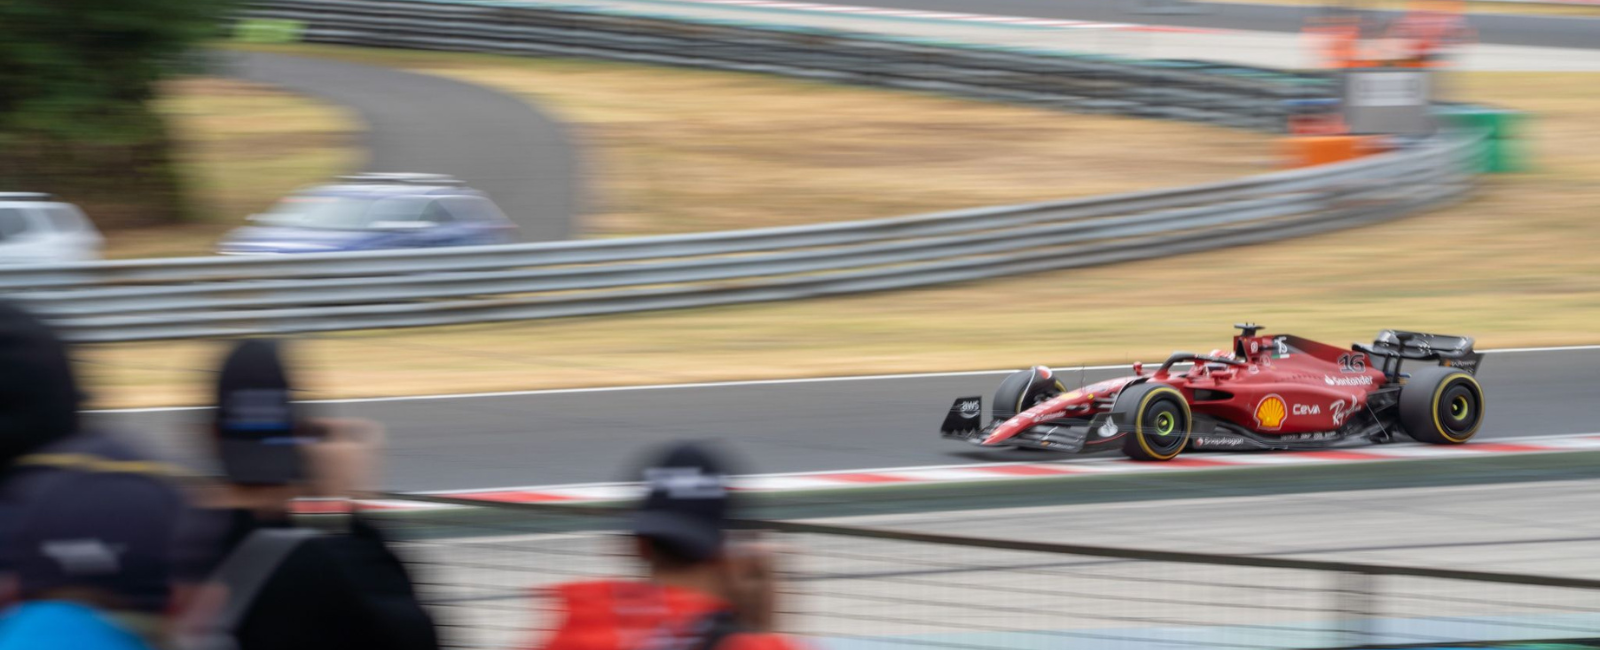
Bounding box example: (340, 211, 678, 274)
(217, 173, 519, 255)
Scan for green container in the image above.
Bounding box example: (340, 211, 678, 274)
(234, 18, 305, 45)
(1436, 106, 1528, 173)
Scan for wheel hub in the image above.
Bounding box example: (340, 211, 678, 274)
(1155, 412, 1175, 436)
(1450, 395, 1471, 421)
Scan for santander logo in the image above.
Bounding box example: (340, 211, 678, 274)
(1324, 375, 1374, 386)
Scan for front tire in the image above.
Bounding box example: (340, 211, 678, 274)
(1115, 383, 1192, 461)
(1399, 366, 1484, 444)
(991, 367, 1065, 422)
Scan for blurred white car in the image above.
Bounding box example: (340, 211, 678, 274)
(0, 193, 103, 264)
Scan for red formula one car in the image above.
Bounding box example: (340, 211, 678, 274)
(939, 324, 1486, 461)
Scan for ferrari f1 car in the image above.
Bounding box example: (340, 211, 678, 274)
(939, 324, 1486, 461)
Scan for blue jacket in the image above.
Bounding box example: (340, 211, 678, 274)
(0, 601, 156, 650)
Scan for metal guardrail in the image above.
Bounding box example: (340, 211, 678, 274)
(246, 0, 1331, 132)
(383, 495, 1600, 650)
(4, 136, 1480, 342)
(0, 0, 1486, 342)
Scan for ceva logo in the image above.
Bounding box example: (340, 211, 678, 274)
(1254, 394, 1287, 430)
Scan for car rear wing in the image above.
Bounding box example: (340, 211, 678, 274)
(1356, 329, 1484, 375)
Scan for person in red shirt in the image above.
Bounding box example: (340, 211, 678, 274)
(534, 442, 804, 650)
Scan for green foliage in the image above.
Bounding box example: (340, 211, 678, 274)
(0, 0, 238, 226)
(0, 0, 238, 141)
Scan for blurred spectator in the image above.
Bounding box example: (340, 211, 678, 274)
(0, 301, 189, 649)
(172, 339, 438, 650)
(0, 465, 187, 650)
(535, 441, 803, 650)
(1303, 5, 1369, 69)
(1384, 0, 1475, 67)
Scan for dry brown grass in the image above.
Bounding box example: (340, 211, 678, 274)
(117, 78, 363, 259)
(75, 69, 1598, 410)
(126, 44, 1269, 258)
(235, 43, 1274, 236)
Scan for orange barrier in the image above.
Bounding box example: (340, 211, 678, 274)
(1288, 112, 1347, 136)
(1280, 135, 1390, 168)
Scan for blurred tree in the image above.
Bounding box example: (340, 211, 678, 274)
(0, 0, 237, 227)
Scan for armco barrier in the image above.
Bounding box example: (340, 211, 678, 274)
(0, 0, 1486, 342)
(244, 0, 1332, 132)
(3, 136, 1479, 342)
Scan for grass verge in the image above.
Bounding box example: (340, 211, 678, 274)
(227, 42, 1272, 236)
(126, 43, 1270, 257)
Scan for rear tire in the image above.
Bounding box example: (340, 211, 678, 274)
(1400, 366, 1483, 445)
(1115, 383, 1192, 461)
(991, 367, 1065, 422)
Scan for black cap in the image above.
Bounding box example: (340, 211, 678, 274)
(0, 302, 81, 466)
(214, 340, 306, 485)
(10, 469, 185, 612)
(631, 442, 735, 562)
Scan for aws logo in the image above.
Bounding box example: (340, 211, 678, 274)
(957, 400, 981, 419)
(1254, 394, 1287, 430)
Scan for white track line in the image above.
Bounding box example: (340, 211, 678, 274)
(88, 344, 1600, 415)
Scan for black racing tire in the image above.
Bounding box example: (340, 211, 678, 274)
(991, 367, 1066, 422)
(1399, 366, 1484, 445)
(1114, 383, 1192, 462)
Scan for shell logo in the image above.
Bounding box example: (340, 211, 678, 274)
(1254, 394, 1287, 430)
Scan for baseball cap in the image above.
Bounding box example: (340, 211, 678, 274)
(0, 301, 81, 466)
(213, 339, 308, 485)
(9, 468, 186, 612)
(630, 442, 736, 562)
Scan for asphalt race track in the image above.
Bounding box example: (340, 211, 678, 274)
(829, 0, 1600, 50)
(94, 346, 1600, 491)
(225, 51, 579, 241)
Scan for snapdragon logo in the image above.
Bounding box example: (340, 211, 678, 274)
(1194, 436, 1248, 448)
(1324, 375, 1374, 387)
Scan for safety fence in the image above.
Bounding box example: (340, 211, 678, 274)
(373, 495, 1600, 650)
(0, 0, 1486, 341)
